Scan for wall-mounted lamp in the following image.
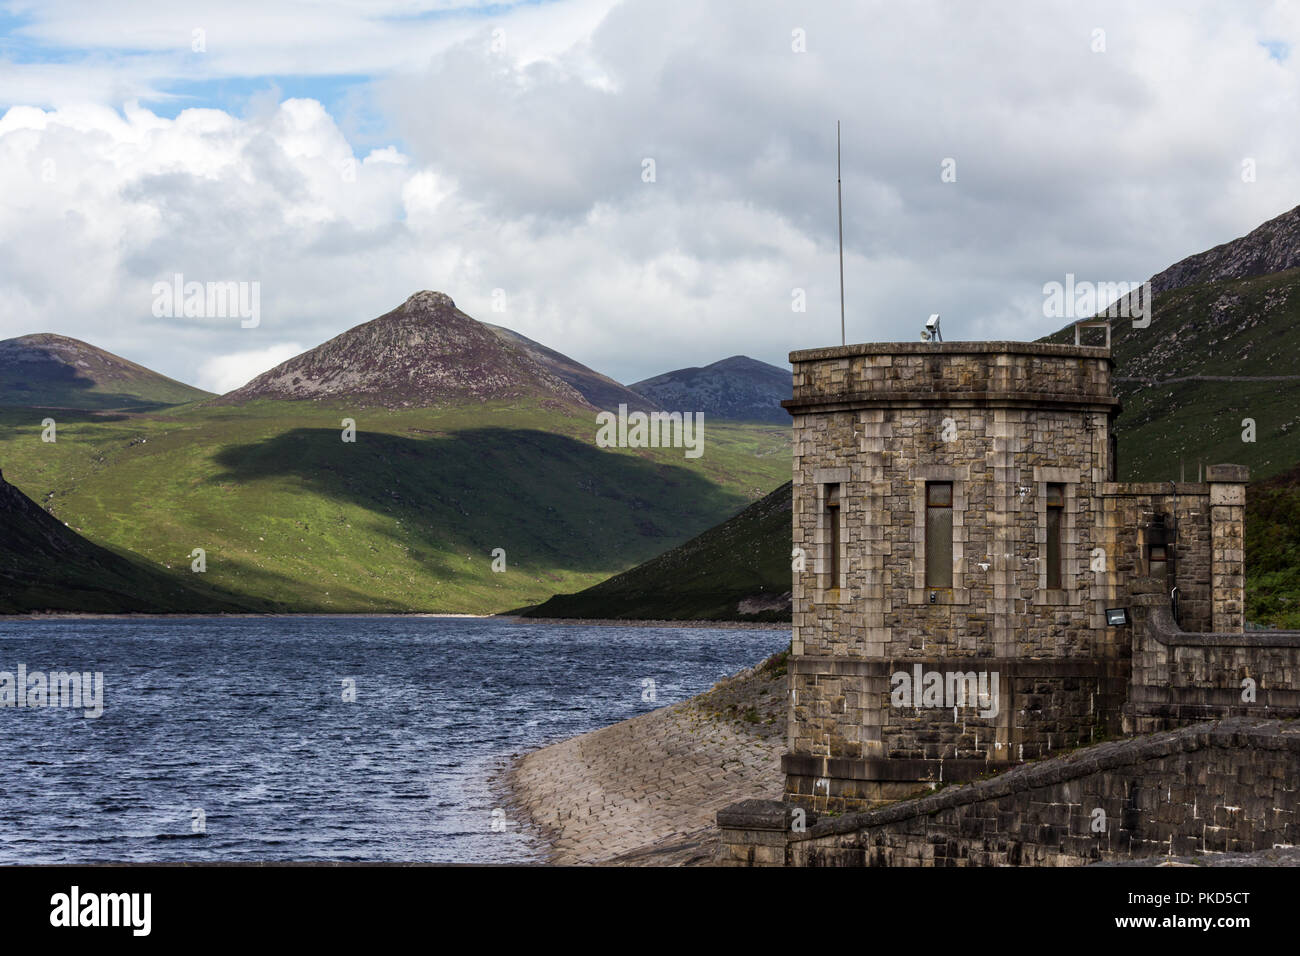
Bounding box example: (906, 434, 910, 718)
(1104, 607, 1130, 626)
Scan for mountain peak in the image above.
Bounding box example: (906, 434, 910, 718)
(401, 290, 457, 314)
(216, 293, 590, 409)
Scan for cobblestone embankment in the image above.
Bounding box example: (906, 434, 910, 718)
(501, 653, 788, 865)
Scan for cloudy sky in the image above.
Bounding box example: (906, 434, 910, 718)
(1, 0, 1298, 392)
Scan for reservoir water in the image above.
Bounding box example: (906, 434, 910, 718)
(0, 616, 787, 864)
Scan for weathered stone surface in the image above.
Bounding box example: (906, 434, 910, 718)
(783, 340, 1255, 810)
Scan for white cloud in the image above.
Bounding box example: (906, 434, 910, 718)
(0, 0, 1298, 390)
(196, 343, 306, 393)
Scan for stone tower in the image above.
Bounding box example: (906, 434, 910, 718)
(781, 339, 1246, 811)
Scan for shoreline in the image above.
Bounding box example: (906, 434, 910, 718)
(503, 616, 791, 630)
(498, 651, 788, 865)
(0, 612, 494, 621)
(2, 611, 791, 629)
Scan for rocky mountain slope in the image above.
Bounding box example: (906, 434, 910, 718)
(1149, 203, 1300, 293)
(487, 325, 661, 414)
(216, 291, 592, 409)
(0, 333, 212, 409)
(1042, 203, 1300, 483)
(629, 355, 791, 423)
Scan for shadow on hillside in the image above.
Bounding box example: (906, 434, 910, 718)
(0, 406, 133, 425)
(206, 426, 748, 575)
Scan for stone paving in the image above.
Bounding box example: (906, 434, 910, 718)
(502, 655, 788, 865)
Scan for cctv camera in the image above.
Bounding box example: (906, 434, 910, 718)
(926, 314, 940, 330)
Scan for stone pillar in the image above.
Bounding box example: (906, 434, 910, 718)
(1206, 464, 1249, 634)
(716, 800, 812, 867)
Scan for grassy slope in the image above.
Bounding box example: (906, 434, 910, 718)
(0, 399, 789, 613)
(524, 480, 792, 621)
(0, 469, 265, 614)
(1042, 266, 1300, 482)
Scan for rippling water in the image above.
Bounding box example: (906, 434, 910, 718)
(0, 617, 787, 864)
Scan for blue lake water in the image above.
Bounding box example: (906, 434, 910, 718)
(0, 617, 787, 864)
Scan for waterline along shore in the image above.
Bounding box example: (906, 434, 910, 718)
(499, 648, 789, 865)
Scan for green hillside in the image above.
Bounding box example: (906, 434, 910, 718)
(523, 480, 792, 621)
(1043, 267, 1300, 484)
(0, 467, 264, 614)
(0, 399, 789, 613)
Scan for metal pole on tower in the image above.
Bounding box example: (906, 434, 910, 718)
(837, 120, 845, 347)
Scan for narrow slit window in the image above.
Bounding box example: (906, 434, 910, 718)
(1046, 483, 1064, 589)
(925, 482, 953, 589)
(1149, 543, 1168, 579)
(826, 484, 841, 589)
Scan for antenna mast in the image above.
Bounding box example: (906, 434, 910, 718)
(837, 120, 845, 346)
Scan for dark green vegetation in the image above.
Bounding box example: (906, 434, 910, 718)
(0, 467, 262, 614)
(0, 334, 212, 410)
(1244, 464, 1300, 628)
(524, 480, 792, 621)
(1042, 266, 1300, 484)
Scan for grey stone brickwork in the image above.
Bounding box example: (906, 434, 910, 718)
(781, 340, 1250, 811)
(719, 718, 1300, 866)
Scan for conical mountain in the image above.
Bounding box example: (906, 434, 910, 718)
(216, 291, 591, 409)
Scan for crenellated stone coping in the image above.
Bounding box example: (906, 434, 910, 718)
(1147, 605, 1300, 648)
(788, 341, 1112, 362)
(790, 717, 1300, 843)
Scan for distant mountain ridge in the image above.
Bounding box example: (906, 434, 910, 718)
(629, 355, 791, 423)
(0, 333, 212, 409)
(215, 291, 591, 409)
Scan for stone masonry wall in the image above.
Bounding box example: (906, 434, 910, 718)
(722, 718, 1300, 866)
(1097, 483, 1214, 633)
(1127, 605, 1300, 733)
